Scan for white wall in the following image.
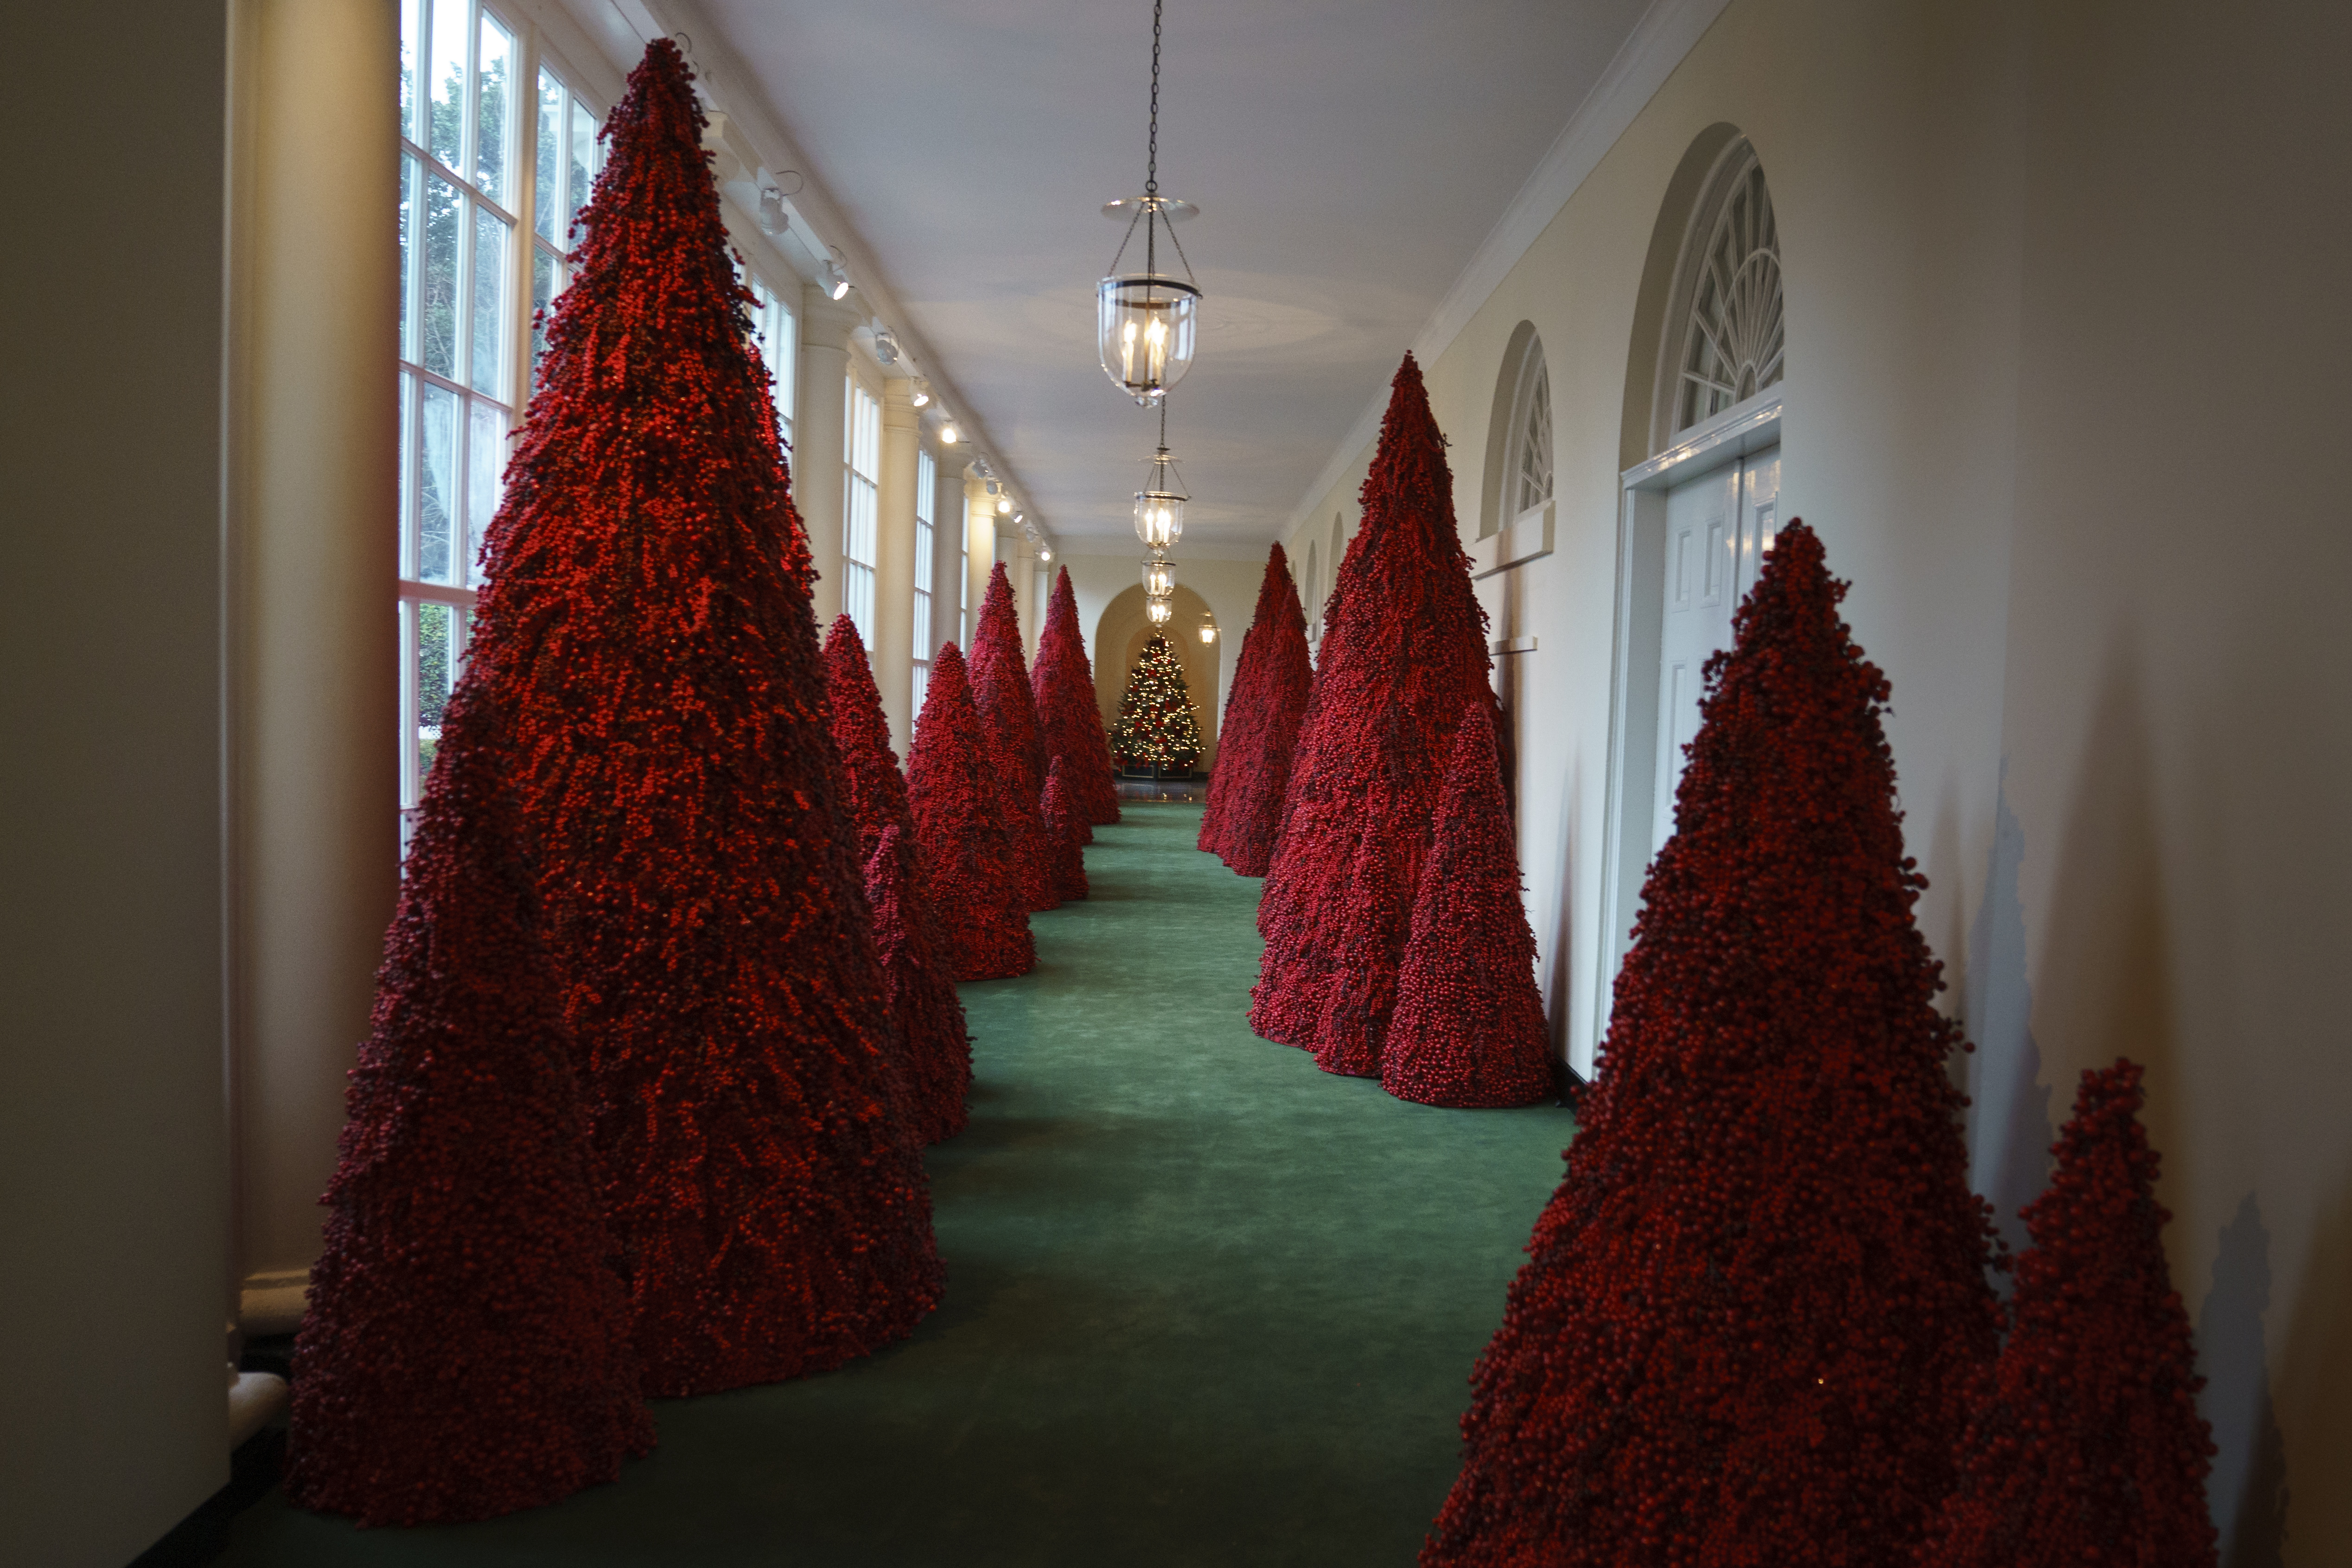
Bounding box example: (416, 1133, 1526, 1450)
(0, 6, 236, 1563)
(1282, 0, 2350, 1556)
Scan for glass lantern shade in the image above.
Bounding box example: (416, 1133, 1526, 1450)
(1141, 557, 1175, 597)
(1098, 274, 1200, 404)
(1145, 594, 1175, 627)
(1134, 495, 1183, 550)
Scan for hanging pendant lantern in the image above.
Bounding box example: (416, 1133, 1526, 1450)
(1145, 594, 1175, 628)
(1097, 1, 1200, 405)
(1132, 402, 1188, 550)
(1142, 556, 1175, 597)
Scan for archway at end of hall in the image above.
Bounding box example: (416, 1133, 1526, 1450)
(1093, 582, 1221, 775)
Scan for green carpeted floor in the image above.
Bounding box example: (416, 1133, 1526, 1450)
(220, 803, 1576, 1567)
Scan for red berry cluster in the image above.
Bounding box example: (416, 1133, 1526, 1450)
(1198, 542, 1313, 876)
(908, 644, 1037, 980)
(1042, 756, 1090, 903)
(1921, 1059, 2220, 1568)
(1033, 566, 1122, 836)
(1252, 354, 1495, 1079)
(1381, 703, 1554, 1108)
(824, 616, 972, 1145)
(424, 38, 942, 1402)
(970, 563, 1057, 911)
(287, 684, 654, 1525)
(1424, 522, 2000, 1566)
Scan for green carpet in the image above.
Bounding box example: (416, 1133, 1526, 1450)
(220, 803, 1576, 1566)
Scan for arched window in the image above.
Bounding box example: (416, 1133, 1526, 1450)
(1668, 147, 1783, 437)
(1508, 342, 1553, 521)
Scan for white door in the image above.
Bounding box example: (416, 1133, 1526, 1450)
(1651, 445, 1780, 855)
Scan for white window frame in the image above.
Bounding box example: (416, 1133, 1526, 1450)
(959, 489, 972, 645)
(746, 273, 797, 452)
(842, 373, 880, 646)
(911, 450, 936, 713)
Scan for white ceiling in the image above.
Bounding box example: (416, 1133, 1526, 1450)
(692, 0, 1654, 547)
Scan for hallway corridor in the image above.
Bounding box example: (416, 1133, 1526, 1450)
(218, 804, 1576, 1566)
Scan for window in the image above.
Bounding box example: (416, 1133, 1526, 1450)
(1670, 150, 1783, 435)
(748, 274, 796, 451)
(959, 488, 971, 644)
(843, 375, 880, 646)
(911, 452, 936, 713)
(397, 0, 599, 852)
(1508, 343, 1553, 522)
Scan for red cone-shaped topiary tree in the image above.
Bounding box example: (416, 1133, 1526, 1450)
(1034, 566, 1121, 834)
(971, 562, 1055, 911)
(909, 643, 1036, 981)
(1042, 755, 1090, 903)
(1380, 704, 1554, 1109)
(1252, 355, 1493, 1073)
(861, 823, 973, 1146)
(825, 615, 972, 1145)
(461, 39, 939, 1397)
(1196, 623, 1252, 857)
(287, 684, 653, 1525)
(1921, 1060, 2219, 1568)
(1208, 543, 1313, 877)
(1423, 521, 2000, 1568)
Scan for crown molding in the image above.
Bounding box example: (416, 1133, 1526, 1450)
(1282, 0, 1734, 540)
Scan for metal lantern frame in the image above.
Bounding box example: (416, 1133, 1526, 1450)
(1096, 0, 1200, 405)
(1132, 402, 1188, 551)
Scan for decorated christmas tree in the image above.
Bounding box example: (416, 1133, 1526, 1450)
(971, 562, 1056, 911)
(1042, 756, 1090, 903)
(1033, 566, 1122, 832)
(1381, 704, 1553, 1108)
(1922, 1060, 2219, 1568)
(861, 824, 973, 1145)
(287, 684, 651, 1524)
(1111, 633, 1204, 772)
(458, 39, 940, 1397)
(1203, 543, 1313, 876)
(1252, 355, 1492, 1076)
(825, 616, 971, 1145)
(1423, 522, 2000, 1567)
(908, 643, 1036, 980)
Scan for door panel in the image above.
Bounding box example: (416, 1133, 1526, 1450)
(1653, 462, 1737, 852)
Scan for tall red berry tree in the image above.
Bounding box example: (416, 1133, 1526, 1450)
(1042, 755, 1090, 903)
(861, 824, 973, 1145)
(461, 39, 940, 1397)
(971, 562, 1055, 911)
(1205, 543, 1312, 877)
(1424, 522, 2000, 1567)
(1381, 704, 1553, 1108)
(908, 643, 1036, 980)
(1252, 355, 1493, 1075)
(287, 685, 652, 1525)
(1033, 566, 1121, 832)
(825, 615, 972, 1145)
(1196, 623, 1253, 856)
(1922, 1060, 2219, 1568)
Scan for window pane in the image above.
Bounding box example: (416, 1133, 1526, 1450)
(912, 585, 931, 664)
(427, 0, 467, 169)
(466, 398, 504, 586)
(416, 600, 456, 781)
(769, 300, 796, 444)
(531, 245, 557, 372)
(475, 12, 513, 202)
(420, 169, 461, 378)
(398, 370, 416, 573)
(418, 381, 459, 583)
(568, 98, 597, 245)
(399, 0, 421, 141)
(535, 70, 563, 243)
(398, 154, 419, 360)
(470, 204, 507, 395)
(910, 662, 929, 718)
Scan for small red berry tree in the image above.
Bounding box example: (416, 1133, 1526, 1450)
(1033, 566, 1121, 832)
(826, 616, 971, 1145)
(1196, 622, 1253, 856)
(459, 39, 939, 1396)
(1252, 355, 1492, 1073)
(1206, 543, 1312, 877)
(971, 562, 1055, 911)
(908, 643, 1036, 981)
(1424, 522, 2000, 1567)
(287, 686, 652, 1525)
(1042, 755, 1090, 903)
(1381, 703, 1554, 1108)
(1922, 1059, 2220, 1568)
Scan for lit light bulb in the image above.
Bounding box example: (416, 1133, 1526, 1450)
(910, 377, 931, 408)
(823, 258, 850, 300)
(1039, 547, 1053, 562)
(1145, 596, 1174, 627)
(997, 496, 1012, 515)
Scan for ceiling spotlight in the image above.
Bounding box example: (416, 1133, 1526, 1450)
(1039, 547, 1053, 562)
(939, 422, 959, 444)
(910, 377, 931, 408)
(872, 327, 900, 365)
(1014, 512, 1026, 525)
(997, 495, 1013, 515)
(822, 255, 850, 301)
(758, 186, 789, 234)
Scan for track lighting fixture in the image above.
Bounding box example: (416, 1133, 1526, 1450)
(822, 254, 850, 301)
(872, 327, 900, 366)
(910, 377, 931, 408)
(758, 186, 788, 234)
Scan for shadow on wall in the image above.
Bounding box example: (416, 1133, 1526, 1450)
(1093, 582, 1219, 773)
(2199, 1194, 2289, 1567)
(1963, 764, 2054, 1266)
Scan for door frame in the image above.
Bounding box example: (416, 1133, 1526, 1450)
(1588, 389, 1784, 1077)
